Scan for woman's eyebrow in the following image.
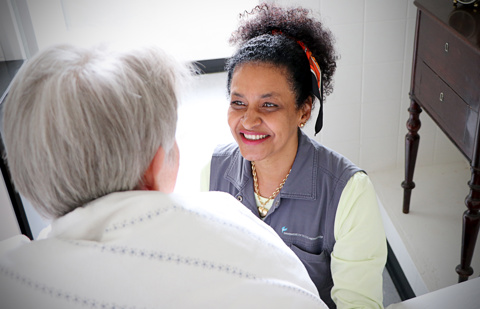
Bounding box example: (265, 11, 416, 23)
(231, 91, 280, 99)
(261, 92, 279, 99)
(231, 91, 244, 98)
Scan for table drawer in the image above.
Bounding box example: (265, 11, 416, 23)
(417, 11, 480, 111)
(414, 60, 475, 158)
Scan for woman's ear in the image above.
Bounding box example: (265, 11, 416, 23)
(300, 96, 313, 123)
(142, 146, 166, 191)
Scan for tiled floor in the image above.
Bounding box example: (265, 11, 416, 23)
(370, 160, 480, 297)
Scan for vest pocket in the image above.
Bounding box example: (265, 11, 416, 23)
(290, 244, 333, 292)
(290, 244, 327, 263)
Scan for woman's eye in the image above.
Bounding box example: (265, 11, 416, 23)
(263, 102, 278, 108)
(230, 100, 246, 108)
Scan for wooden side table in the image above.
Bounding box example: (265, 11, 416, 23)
(402, 0, 480, 283)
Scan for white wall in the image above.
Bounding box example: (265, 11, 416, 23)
(24, 0, 257, 62)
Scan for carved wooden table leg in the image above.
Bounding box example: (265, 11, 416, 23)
(402, 100, 422, 214)
(456, 166, 480, 282)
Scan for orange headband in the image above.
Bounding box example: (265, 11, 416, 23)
(272, 30, 324, 134)
(296, 41, 321, 95)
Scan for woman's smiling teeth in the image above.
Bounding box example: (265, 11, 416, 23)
(243, 133, 268, 140)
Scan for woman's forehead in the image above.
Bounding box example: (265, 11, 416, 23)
(230, 63, 296, 101)
(231, 63, 290, 87)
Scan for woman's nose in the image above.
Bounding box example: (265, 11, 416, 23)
(241, 108, 261, 129)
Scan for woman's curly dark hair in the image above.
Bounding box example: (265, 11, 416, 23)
(226, 3, 337, 109)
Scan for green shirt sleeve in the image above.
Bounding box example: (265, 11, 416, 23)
(331, 172, 387, 309)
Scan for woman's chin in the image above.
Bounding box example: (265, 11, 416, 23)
(238, 151, 266, 163)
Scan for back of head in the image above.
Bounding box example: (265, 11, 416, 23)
(2, 44, 188, 219)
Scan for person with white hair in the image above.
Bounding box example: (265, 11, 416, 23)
(0, 44, 327, 309)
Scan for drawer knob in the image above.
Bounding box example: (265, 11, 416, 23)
(439, 92, 444, 102)
(445, 43, 449, 53)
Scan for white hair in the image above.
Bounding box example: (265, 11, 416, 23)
(2, 44, 190, 218)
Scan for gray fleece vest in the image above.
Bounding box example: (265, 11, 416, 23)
(209, 131, 362, 308)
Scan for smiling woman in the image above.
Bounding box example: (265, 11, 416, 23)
(207, 3, 388, 309)
(228, 63, 309, 167)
